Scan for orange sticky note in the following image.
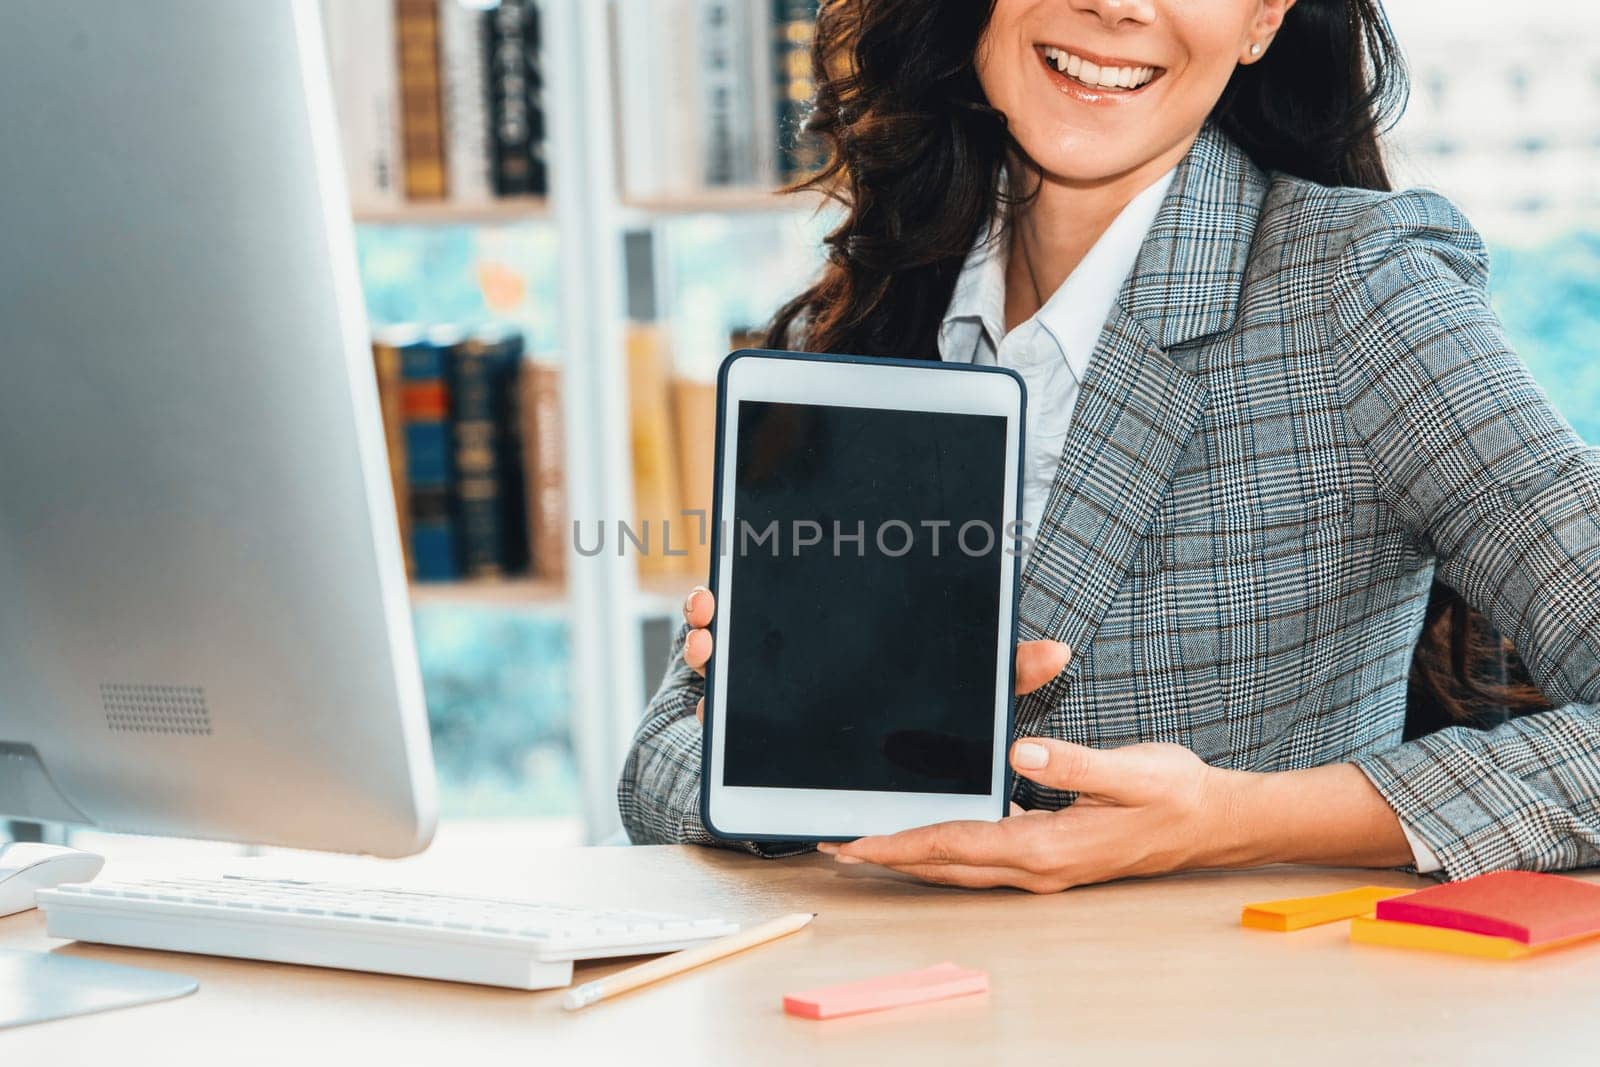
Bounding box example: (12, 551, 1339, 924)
(1241, 886, 1414, 931)
(1347, 915, 1600, 960)
(1374, 870, 1600, 945)
(783, 962, 989, 1020)
(1351, 916, 1527, 959)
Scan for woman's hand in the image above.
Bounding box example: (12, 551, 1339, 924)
(816, 739, 1235, 892)
(678, 585, 1072, 722)
(814, 740, 1422, 890)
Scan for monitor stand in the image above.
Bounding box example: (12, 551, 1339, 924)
(0, 743, 91, 826)
(0, 949, 197, 1030)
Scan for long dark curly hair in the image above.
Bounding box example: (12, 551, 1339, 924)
(763, 0, 1552, 733)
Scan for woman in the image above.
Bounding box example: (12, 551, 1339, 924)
(619, 0, 1600, 890)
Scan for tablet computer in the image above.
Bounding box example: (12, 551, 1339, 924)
(702, 349, 1026, 843)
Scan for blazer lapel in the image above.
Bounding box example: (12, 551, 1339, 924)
(1014, 124, 1268, 730)
(1014, 307, 1207, 667)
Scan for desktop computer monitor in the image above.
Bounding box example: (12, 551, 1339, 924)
(0, 0, 437, 857)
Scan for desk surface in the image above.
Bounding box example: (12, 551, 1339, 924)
(3, 845, 1597, 1064)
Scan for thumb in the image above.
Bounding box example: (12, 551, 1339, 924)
(1009, 738, 1124, 796)
(1014, 640, 1071, 695)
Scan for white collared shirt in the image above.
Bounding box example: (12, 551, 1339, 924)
(938, 167, 1175, 535)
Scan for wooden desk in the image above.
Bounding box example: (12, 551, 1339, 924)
(3, 846, 1597, 1064)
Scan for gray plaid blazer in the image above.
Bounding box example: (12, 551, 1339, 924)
(618, 122, 1600, 881)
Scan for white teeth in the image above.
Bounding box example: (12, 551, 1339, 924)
(1042, 46, 1155, 90)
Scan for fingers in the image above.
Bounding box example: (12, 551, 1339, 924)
(819, 820, 1063, 892)
(882, 863, 1055, 893)
(830, 820, 1019, 869)
(817, 841, 1044, 889)
(683, 586, 714, 629)
(695, 697, 704, 724)
(1014, 640, 1071, 695)
(1009, 738, 1123, 796)
(682, 586, 715, 677)
(684, 627, 713, 676)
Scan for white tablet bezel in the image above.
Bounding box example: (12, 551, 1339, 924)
(702, 350, 1025, 842)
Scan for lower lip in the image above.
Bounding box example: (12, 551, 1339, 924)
(1034, 47, 1162, 105)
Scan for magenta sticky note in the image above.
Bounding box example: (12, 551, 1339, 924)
(1374, 870, 1600, 945)
(782, 962, 989, 1020)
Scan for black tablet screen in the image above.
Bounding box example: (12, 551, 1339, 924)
(720, 399, 1009, 794)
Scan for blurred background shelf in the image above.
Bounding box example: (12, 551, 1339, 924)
(408, 577, 566, 609)
(407, 573, 689, 619)
(353, 196, 551, 225)
(619, 186, 834, 220)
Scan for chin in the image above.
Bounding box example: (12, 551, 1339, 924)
(1014, 127, 1156, 186)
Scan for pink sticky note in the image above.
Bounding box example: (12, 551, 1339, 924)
(782, 962, 989, 1020)
(1374, 870, 1600, 945)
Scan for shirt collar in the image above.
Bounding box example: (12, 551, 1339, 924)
(940, 208, 1008, 358)
(938, 166, 1177, 380)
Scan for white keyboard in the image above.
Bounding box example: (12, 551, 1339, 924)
(36, 875, 739, 990)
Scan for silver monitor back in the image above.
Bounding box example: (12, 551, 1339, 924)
(0, 0, 437, 857)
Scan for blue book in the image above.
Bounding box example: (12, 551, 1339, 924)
(401, 328, 461, 581)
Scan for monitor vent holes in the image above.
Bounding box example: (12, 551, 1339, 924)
(102, 683, 212, 736)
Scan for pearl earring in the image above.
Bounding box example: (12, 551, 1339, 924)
(1249, 42, 1262, 56)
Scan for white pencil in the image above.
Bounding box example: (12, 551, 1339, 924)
(562, 911, 816, 1011)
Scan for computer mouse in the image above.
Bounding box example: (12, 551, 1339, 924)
(0, 843, 105, 918)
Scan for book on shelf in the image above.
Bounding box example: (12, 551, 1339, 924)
(484, 328, 533, 577)
(437, 0, 496, 204)
(519, 360, 567, 583)
(486, 0, 549, 197)
(616, 0, 812, 201)
(623, 321, 763, 585)
(372, 329, 415, 573)
(321, 0, 405, 210)
(398, 326, 461, 580)
(613, 0, 692, 200)
(449, 325, 534, 578)
(672, 326, 769, 581)
(321, 0, 550, 211)
(395, 0, 449, 200)
(701, 0, 776, 188)
(670, 378, 717, 582)
(372, 322, 562, 586)
(774, 0, 826, 185)
(700, 1, 739, 188)
(626, 323, 688, 578)
(444, 326, 509, 578)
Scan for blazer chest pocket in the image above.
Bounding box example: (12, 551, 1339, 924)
(1120, 492, 1351, 762)
(1137, 491, 1350, 574)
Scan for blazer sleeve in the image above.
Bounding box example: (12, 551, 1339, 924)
(1330, 189, 1600, 881)
(616, 620, 812, 856)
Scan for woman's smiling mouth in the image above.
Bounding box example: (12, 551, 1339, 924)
(1035, 44, 1164, 97)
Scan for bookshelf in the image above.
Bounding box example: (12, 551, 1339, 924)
(619, 185, 833, 220)
(342, 0, 824, 842)
(407, 577, 565, 609)
(407, 573, 686, 617)
(353, 196, 550, 225)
